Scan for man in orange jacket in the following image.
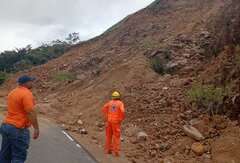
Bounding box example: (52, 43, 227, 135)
(102, 91, 125, 157)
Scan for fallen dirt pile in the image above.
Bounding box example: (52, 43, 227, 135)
(1, 0, 240, 163)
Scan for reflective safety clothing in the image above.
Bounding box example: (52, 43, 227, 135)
(102, 100, 125, 153)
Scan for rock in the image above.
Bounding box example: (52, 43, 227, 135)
(125, 126, 141, 137)
(231, 120, 238, 126)
(131, 159, 137, 163)
(149, 150, 157, 157)
(183, 53, 191, 58)
(71, 127, 78, 132)
(92, 139, 99, 144)
(65, 126, 70, 131)
(78, 113, 83, 117)
(203, 153, 212, 159)
(185, 110, 192, 115)
(130, 138, 138, 144)
(137, 131, 148, 142)
(189, 118, 200, 126)
(166, 62, 179, 72)
(213, 115, 228, 130)
(200, 31, 210, 38)
(97, 127, 104, 132)
(163, 157, 174, 163)
(183, 125, 205, 141)
(159, 143, 170, 152)
(185, 145, 191, 154)
(43, 98, 49, 103)
(77, 119, 84, 125)
(191, 117, 212, 138)
(76, 74, 86, 80)
(191, 142, 205, 156)
(209, 128, 220, 138)
(178, 113, 187, 120)
(80, 129, 88, 134)
(203, 144, 212, 153)
(96, 121, 105, 128)
(159, 159, 164, 163)
(68, 120, 75, 125)
(162, 87, 169, 90)
(61, 124, 66, 128)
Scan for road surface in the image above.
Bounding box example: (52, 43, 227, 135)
(0, 116, 98, 163)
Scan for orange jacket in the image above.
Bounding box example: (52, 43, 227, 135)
(102, 100, 125, 123)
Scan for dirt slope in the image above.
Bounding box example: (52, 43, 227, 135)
(1, 0, 240, 162)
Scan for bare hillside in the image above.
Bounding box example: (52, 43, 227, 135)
(2, 0, 240, 162)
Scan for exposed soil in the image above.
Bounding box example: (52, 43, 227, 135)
(1, 0, 240, 162)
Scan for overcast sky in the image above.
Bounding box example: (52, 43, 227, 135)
(0, 0, 154, 52)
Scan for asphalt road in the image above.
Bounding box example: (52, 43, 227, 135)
(0, 117, 98, 163)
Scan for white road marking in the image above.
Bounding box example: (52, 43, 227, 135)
(76, 144, 82, 149)
(62, 130, 74, 142)
(61, 130, 84, 150)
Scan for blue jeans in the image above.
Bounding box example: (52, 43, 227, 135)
(0, 124, 30, 163)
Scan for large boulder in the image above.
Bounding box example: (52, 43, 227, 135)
(137, 131, 148, 142)
(183, 125, 205, 141)
(191, 142, 205, 156)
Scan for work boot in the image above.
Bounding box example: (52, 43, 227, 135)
(106, 150, 112, 154)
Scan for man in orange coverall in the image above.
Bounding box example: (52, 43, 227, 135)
(102, 91, 125, 157)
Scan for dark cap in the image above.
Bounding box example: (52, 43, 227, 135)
(17, 75, 36, 84)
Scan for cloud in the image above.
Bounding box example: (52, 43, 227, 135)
(0, 0, 154, 51)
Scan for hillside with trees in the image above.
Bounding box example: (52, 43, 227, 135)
(0, 33, 80, 84)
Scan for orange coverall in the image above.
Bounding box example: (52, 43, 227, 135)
(102, 100, 125, 154)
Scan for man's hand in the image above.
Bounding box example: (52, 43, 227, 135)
(33, 128, 40, 139)
(27, 110, 40, 140)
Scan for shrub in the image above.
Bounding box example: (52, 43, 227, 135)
(53, 72, 76, 82)
(0, 37, 70, 73)
(150, 52, 172, 75)
(150, 57, 166, 75)
(186, 84, 228, 115)
(0, 72, 7, 85)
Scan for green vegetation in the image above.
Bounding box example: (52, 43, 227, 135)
(0, 33, 80, 73)
(148, 0, 169, 11)
(186, 45, 240, 116)
(0, 42, 69, 73)
(0, 72, 7, 85)
(53, 72, 76, 82)
(150, 57, 166, 74)
(150, 50, 172, 75)
(186, 84, 229, 115)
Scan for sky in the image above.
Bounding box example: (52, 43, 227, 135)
(0, 0, 154, 52)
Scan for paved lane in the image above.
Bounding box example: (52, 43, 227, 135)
(0, 117, 98, 163)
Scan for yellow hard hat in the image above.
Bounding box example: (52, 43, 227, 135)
(112, 91, 121, 99)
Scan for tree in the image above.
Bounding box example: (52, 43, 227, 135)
(65, 32, 80, 45)
(0, 39, 70, 72)
(0, 72, 7, 85)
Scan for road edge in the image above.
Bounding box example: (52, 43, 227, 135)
(60, 129, 99, 163)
